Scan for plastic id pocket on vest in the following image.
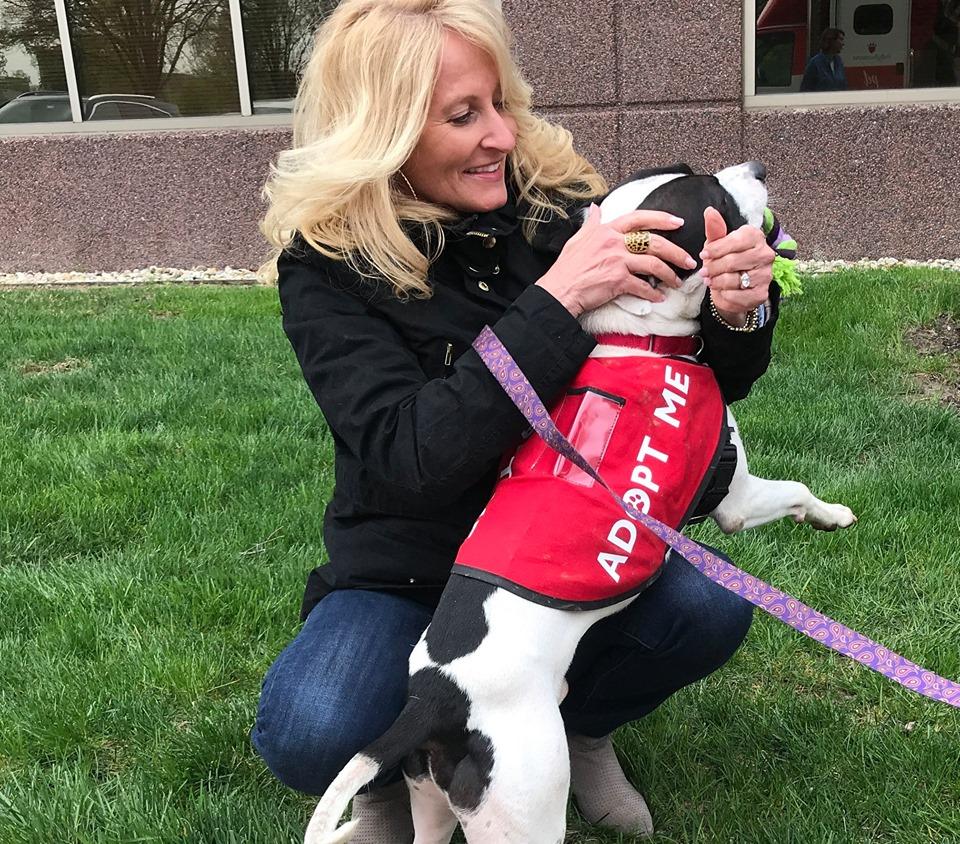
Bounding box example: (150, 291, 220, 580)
(552, 387, 625, 488)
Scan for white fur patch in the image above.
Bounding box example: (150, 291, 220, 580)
(714, 163, 766, 229)
(597, 172, 685, 224)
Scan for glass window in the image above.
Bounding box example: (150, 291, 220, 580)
(64, 0, 241, 120)
(0, 0, 69, 123)
(756, 31, 796, 87)
(854, 4, 894, 33)
(118, 100, 175, 119)
(754, 0, 960, 94)
(86, 99, 121, 120)
(240, 0, 338, 114)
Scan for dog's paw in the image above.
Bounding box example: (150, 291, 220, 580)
(806, 502, 857, 531)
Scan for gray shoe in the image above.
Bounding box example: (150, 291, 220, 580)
(568, 733, 654, 837)
(349, 780, 414, 844)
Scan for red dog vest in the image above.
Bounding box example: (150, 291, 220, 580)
(454, 355, 727, 609)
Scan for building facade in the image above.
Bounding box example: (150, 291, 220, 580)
(1, 0, 958, 272)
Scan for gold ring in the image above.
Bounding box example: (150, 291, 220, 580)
(624, 231, 651, 255)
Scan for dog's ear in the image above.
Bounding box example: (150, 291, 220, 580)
(614, 163, 694, 191)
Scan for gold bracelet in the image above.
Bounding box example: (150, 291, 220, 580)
(708, 297, 760, 333)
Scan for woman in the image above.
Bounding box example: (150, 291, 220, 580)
(254, 1, 779, 840)
(799, 27, 847, 92)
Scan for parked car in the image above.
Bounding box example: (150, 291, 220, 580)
(0, 91, 180, 123)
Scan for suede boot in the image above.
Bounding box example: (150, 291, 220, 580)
(568, 733, 654, 837)
(349, 780, 414, 844)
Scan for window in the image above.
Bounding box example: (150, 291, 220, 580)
(0, 92, 70, 122)
(756, 31, 796, 88)
(749, 0, 960, 102)
(854, 4, 894, 33)
(240, 0, 337, 114)
(0, 0, 338, 130)
(66, 0, 241, 119)
(0, 0, 68, 123)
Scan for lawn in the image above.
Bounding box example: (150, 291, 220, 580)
(1, 270, 958, 843)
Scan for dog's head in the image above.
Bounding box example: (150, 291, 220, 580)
(580, 161, 768, 337)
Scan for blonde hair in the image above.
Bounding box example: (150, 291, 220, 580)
(260, 0, 607, 296)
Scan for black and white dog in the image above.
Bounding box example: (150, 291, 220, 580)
(304, 163, 857, 844)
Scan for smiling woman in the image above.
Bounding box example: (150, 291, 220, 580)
(400, 32, 518, 213)
(260, 0, 612, 299)
(255, 1, 780, 841)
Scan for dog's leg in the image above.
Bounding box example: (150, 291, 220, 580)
(712, 410, 857, 534)
(406, 773, 458, 844)
(443, 590, 608, 844)
(458, 697, 569, 844)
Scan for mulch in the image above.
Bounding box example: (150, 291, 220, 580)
(905, 314, 960, 412)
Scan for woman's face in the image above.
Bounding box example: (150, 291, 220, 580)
(403, 31, 517, 214)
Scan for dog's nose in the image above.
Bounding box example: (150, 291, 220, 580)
(747, 161, 767, 183)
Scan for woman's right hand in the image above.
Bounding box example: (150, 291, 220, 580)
(536, 204, 696, 317)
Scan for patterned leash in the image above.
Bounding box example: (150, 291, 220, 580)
(473, 325, 960, 709)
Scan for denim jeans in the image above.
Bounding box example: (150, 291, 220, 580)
(252, 545, 753, 795)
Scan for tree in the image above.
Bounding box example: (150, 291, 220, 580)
(239, 0, 337, 101)
(0, 0, 222, 97)
(0, 0, 340, 110)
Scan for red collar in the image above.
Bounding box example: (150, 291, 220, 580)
(594, 333, 701, 357)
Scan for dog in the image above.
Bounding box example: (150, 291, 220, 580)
(303, 162, 857, 844)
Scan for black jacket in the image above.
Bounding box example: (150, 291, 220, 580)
(278, 195, 779, 619)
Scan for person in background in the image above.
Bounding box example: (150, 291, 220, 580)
(253, 1, 782, 840)
(800, 27, 848, 91)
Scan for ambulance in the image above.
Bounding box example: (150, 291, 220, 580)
(755, 0, 956, 92)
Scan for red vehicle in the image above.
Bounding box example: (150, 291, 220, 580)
(755, 0, 959, 91)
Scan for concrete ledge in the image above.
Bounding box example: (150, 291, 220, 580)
(0, 128, 289, 273)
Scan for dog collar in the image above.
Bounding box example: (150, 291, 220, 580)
(594, 333, 701, 357)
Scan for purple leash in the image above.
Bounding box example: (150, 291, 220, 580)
(473, 325, 960, 709)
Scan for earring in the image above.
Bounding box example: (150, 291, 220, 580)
(397, 170, 419, 202)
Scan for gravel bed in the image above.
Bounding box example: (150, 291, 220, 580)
(2, 258, 960, 287)
(0, 267, 261, 286)
(798, 257, 960, 274)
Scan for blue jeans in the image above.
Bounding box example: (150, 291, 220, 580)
(252, 547, 753, 795)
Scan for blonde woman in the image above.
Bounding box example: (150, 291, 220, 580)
(253, 1, 779, 840)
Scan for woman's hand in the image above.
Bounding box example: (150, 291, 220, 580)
(537, 204, 697, 317)
(700, 207, 775, 327)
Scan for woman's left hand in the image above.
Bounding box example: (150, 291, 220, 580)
(700, 206, 775, 326)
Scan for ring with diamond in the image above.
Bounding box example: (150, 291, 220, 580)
(739, 271, 752, 289)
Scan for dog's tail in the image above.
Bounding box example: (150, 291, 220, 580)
(303, 701, 434, 844)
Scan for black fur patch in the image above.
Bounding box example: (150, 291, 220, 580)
(397, 667, 495, 812)
(637, 175, 747, 281)
(425, 575, 496, 665)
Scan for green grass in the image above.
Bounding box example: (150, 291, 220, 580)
(1, 272, 959, 843)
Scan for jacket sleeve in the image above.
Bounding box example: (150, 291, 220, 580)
(278, 251, 596, 497)
(799, 57, 819, 91)
(698, 205, 796, 402)
(699, 282, 780, 403)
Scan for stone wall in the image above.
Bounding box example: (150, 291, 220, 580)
(1, 0, 957, 271)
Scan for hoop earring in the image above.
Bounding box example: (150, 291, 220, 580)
(397, 170, 419, 202)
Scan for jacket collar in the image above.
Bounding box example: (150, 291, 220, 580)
(442, 191, 520, 243)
